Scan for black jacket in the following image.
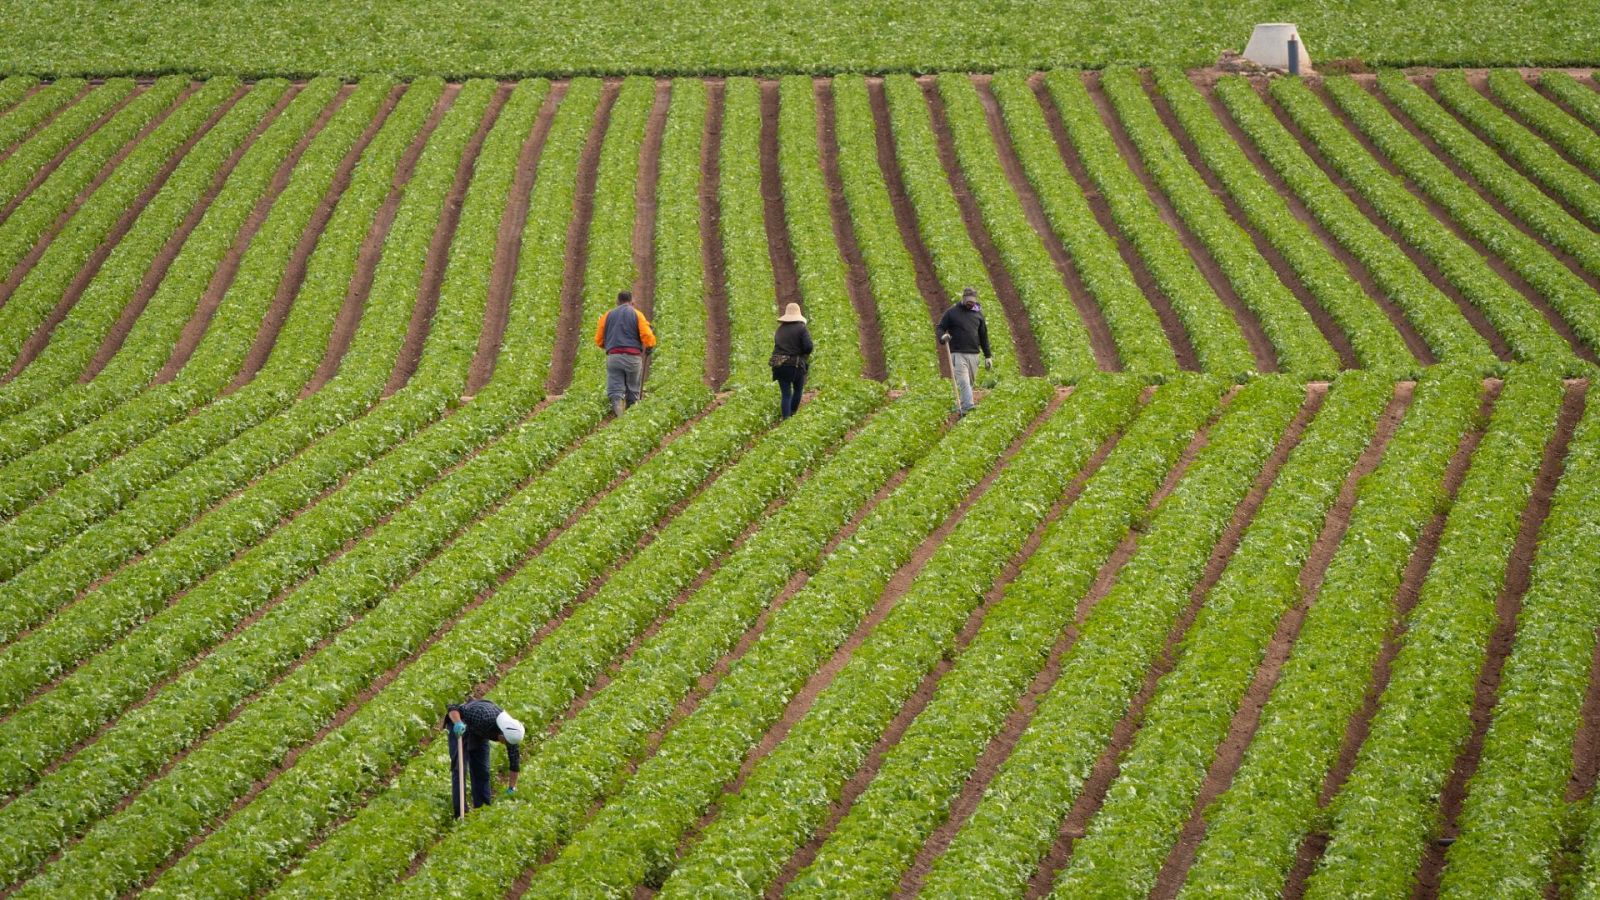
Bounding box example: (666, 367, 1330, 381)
(936, 303, 991, 357)
(445, 699, 519, 771)
(772, 321, 814, 366)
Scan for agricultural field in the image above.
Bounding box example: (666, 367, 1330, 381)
(0, 58, 1597, 900)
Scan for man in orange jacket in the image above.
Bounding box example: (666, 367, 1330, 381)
(594, 290, 657, 416)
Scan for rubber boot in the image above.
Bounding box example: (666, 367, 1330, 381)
(612, 397, 627, 418)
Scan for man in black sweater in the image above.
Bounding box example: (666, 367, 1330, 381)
(936, 287, 994, 414)
(444, 698, 525, 816)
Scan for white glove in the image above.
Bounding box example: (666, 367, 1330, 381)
(984, 358, 994, 370)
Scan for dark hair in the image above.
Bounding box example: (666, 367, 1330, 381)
(617, 290, 633, 304)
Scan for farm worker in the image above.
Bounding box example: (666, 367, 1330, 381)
(936, 287, 994, 415)
(770, 302, 814, 419)
(594, 290, 656, 417)
(444, 698, 525, 816)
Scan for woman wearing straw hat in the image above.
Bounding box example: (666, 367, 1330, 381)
(770, 302, 814, 419)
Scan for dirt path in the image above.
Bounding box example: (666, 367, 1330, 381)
(972, 76, 1118, 372)
(700, 80, 731, 388)
(545, 81, 619, 395)
(631, 80, 671, 321)
(1196, 76, 1435, 366)
(6, 85, 246, 382)
(468, 82, 566, 394)
(1411, 382, 1587, 899)
(1029, 74, 1199, 371)
(814, 78, 888, 382)
(757, 80, 802, 316)
(1151, 383, 1410, 899)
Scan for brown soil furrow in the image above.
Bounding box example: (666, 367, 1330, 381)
(304, 85, 456, 395)
(5, 85, 247, 382)
(1377, 76, 1600, 364)
(775, 394, 1128, 895)
(1141, 70, 1357, 370)
(1196, 77, 1435, 366)
(1412, 382, 1588, 899)
(1283, 382, 1500, 899)
(0, 82, 92, 169)
(666, 393, 1066, 874)
(1016, 385, 1341, 900)
(155, 83, 324, 383)
(1084, 71, 1277, 373)
(1028, 73, 1200, 370)
(545, 81, 620, 395)
(700, 79, 731, 388)
(814, 78, 888, 382)
(382, 84, 510, 397)
(1570, 630, 1600, 805)
(85, 86, 300, 383)
(972, 75, 1118, 371)
(758, 79, 802, 315)
(467, 83, 566, 396)
(1257, 81, 1514, 362)
(0, 83, 145, 226)
(121, 399, 730, 893)
(866, 76, 950, 377)
(919, 76, 1047, 377)
(0, 83, 190, 313)
(1151, 384, 1414, 899)
(226, 85, 401, 393)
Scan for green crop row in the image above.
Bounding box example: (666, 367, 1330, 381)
(1385, 73, 1600, 357)
(777, 75, 860, 386)
(275, 389, 949, 897)
(1436, 386, 1600, 897)
(492, 381, 1052, 897)
(825, 75, 939, 387)
(663, 379, 1140, 896)
(1103, 67, 1338, 378)
(645, 78, 708, 384)
(0, 78, 227, 372)
(922, 375, 1298, 896)
(0, 78, 132, 216)
(1044, 70, 1255, 375)
(0, 76, 39, 117)
(1153, 68, 1416, 375)
(935, 73, 1096, 377)
(1537, 71, 1600, 136)
(0, 78, 80, 158)
(790, 379, 1212, 898)
(987, 72, 1177, 374)
(1491, 72, 1600, 198)
(1297, 373, 1561, 897)
(1287, 76, 1576, 371)
(1214, 77, 1496, 369)
(716, 77, 777, 387)
(880, 74, 1019, 377)
(1182, 370, 1511, 898)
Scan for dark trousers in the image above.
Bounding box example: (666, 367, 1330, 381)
(775, 365, 806, 418)
(446, 728, 493, 816)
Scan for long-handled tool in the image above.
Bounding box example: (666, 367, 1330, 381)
(454, 730, 467, 819)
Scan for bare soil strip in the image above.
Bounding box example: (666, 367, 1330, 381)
(1197, 76, 1435, 366)
(0, 82, 92, 169)
(1411, 382, 1588, 899)
(546, 81, 619, 395)
(1280, 383, 1498, 899)
(0, 84, 191, 313)
(1152, 384, 1415, 899)
(757, 80, 802, 314)
(973, 75, 1118, 371)
(814, 78, 888, 382)
(305, 87, 454, 395)
(155, 83, 324, 383)
(382, 85, 510, 396)
(1029, 73, 1200, 370)
(631, 81, 671, 323)
(227, 85, 401, 393)
(866, 76, 951, 377)
(6, 86, 247, 381)
(1257, 82, 1514, 361)
(700, 79, 731, 388)
(919, 77, 1047, 376)
(86, 87, 299, 383)
(1084, 70, 1277, 373)
(1141, 71, 1358, 370)
(467, 84, 565, 395)
(0, 83, 145, 226)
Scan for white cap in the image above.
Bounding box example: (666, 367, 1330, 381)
(496, 711, 525, 745)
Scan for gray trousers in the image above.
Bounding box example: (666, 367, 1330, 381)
(605, 353, 644, 404)
(950, 352, 980, 412)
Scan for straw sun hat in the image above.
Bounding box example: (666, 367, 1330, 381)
(778, 302, 806, 323)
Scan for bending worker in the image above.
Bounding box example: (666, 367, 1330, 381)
(444, 698, 525, 816)
(936, 286, 994, 415)
(594, 290, 656, 417)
